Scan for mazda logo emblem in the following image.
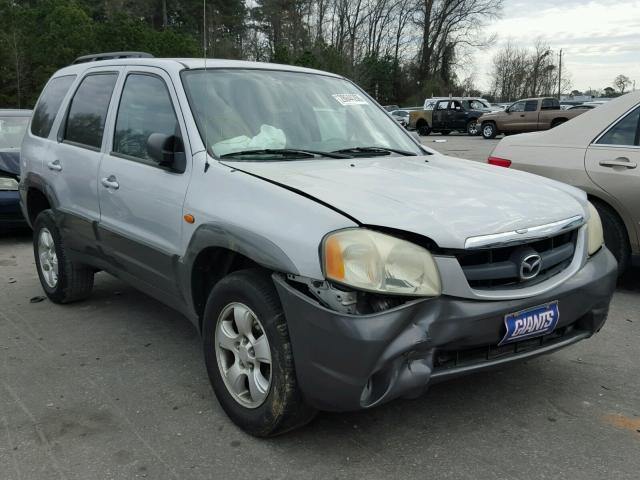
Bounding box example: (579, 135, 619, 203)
(520, 253, 542, 280)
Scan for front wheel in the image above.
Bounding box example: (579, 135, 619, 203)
(202, 269, 316, 436)
(466, 120, 479, 136)
(482, 122, 497, 139)
(33, 210, 94, 303)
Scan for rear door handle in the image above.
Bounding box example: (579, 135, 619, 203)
(599, 158, 637, 169)
(47, 160, 62, 172)
(101, 175, 119, 190)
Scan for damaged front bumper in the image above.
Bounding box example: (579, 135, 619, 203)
(273, 247, 618, 412)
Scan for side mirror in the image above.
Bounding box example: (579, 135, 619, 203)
(147, 133, 186, 173)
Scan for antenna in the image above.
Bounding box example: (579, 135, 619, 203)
(203, 0, 210, 172)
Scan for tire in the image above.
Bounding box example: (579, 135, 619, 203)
(202, 269, 316, 437)
(591, 200, 630, 275)
(482, 122, 497, 139)
(33, 210, 94, 303)
(440, 130, 451, 136)
(551, 119, 566, 128)
(466, 120, 479, 136)
(417, 122, 431, 136)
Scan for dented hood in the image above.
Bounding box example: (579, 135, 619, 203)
(224, 154, 587, 249)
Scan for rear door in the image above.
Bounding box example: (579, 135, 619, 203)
(97, 66, 192, 295)
(432, 100, 449, 129)
(50, 68, 120, 251)
(585, 104, 640, 248)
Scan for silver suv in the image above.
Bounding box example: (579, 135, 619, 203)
(16, 53, 617, 436)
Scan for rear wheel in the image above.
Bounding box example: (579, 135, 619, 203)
(202, 269, 316, 436)
(466, 120, 479, 136)
(33, 210, 94, 303)
(551, 119, 566, 128)
(591, 200, 630, 275)
(482, 122, 497, 139)
(417, 121, 431, 136)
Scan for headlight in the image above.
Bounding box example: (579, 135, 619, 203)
(322, 229, 441, 296)
(0, 177, 19, 191)
(587, 202, 604, 255)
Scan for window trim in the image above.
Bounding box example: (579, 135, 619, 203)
(58, 71, 119, 151)
(30, 74, 77, 140)
(591, 103, 640, 148)
(109, 71, 184, 170)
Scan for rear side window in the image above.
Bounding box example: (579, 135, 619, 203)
(113, 74, 179, 160)
(63, 73, 118, 150)
(31, 75, 76, 138)
(597, 106, 640, 146)
(525, 100, 538, 112)
(541, 98, 560, 110)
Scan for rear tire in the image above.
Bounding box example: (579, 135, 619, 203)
(482, 122, 497, 139)
(417, 122, 431, 136)
(591, 200, 630, 275)
(202, 269, 316, 436)
(33, 210, 94, 303)
(551, 119, 566, 128)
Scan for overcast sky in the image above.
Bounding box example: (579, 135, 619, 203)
(473, 0, 640, 93)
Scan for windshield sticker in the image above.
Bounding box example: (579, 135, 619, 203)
(332, 94, 368, 106)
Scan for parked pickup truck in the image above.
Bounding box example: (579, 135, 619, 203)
(478, 97, 586, 139)
(409, 98, 491, 136)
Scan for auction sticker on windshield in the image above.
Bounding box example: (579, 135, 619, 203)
(332, 93, 368, 106)
(499, 301, 559, 346)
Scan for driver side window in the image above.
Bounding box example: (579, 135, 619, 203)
(510, 102, 525, 112)
(113, 74, 180, 161)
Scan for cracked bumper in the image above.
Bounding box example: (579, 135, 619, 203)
(273, 247, 618, 412)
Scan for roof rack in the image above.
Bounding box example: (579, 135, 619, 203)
(72, 52, 154, 65)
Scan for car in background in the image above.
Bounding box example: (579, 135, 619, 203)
(390, 109, 410, 127)
(568, 104, 595, 110)
(0, 109, 31, 230)
(410, 97, 492, 136)
(478, 97, 586, 139)
(383, 104, 400, 112)
(488, 91, 640, 273)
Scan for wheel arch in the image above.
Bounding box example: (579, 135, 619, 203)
(586, 193, 636, 253)
(23, 173, 58, 226)
(183, 223, 299, 329)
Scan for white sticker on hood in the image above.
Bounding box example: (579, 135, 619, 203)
(332, 93, 368, 106)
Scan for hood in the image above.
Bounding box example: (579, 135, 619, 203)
(0, 150, 20, 179)
(224, 155, 587, 249)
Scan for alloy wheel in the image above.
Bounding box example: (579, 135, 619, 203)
(38, 228, 58, 288)
(214, 302, 272, 408)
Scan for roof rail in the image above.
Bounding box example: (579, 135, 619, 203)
(72, 52, 154, 65)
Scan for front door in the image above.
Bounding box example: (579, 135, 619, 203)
(97, 67, 192, 296)
(432, 100, 450, 129)
(585, 104, 640, 248)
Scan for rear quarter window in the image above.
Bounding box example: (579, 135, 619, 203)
(30, 75, 76, 138)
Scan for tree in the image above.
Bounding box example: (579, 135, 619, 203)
(613, 74, 632, 94)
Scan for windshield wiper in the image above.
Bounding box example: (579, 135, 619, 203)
(219, 148, 351, 160)
(331, 146, 417, 157)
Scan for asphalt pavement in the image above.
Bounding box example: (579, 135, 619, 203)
(0, 135, 638, 479)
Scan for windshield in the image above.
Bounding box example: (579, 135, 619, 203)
(0, 116, 30, 149)
(181, 69, 422, 159)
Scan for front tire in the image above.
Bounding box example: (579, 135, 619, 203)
(466, 120, 479, 136)
(591, 200, 630, 275)
(482, 122, 497, 139)
(202, 269, 316, 436)
(33, 210, 94, 303)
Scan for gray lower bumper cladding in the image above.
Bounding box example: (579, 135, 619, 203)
(273, 248, 618, 412)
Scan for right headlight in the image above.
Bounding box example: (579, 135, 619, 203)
(587, 202, 604, 256)
(322, 228, 441, 297)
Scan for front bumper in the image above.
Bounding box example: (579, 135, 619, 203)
(273, 247, 617, 412)
(0, 191, 26, 228)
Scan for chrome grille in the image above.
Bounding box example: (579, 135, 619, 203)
(455, 230, 578, 289)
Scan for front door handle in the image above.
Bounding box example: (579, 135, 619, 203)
(599, 157, 637, 169)
(101, 175, 119, 190)
(47, 160, 62, 172)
